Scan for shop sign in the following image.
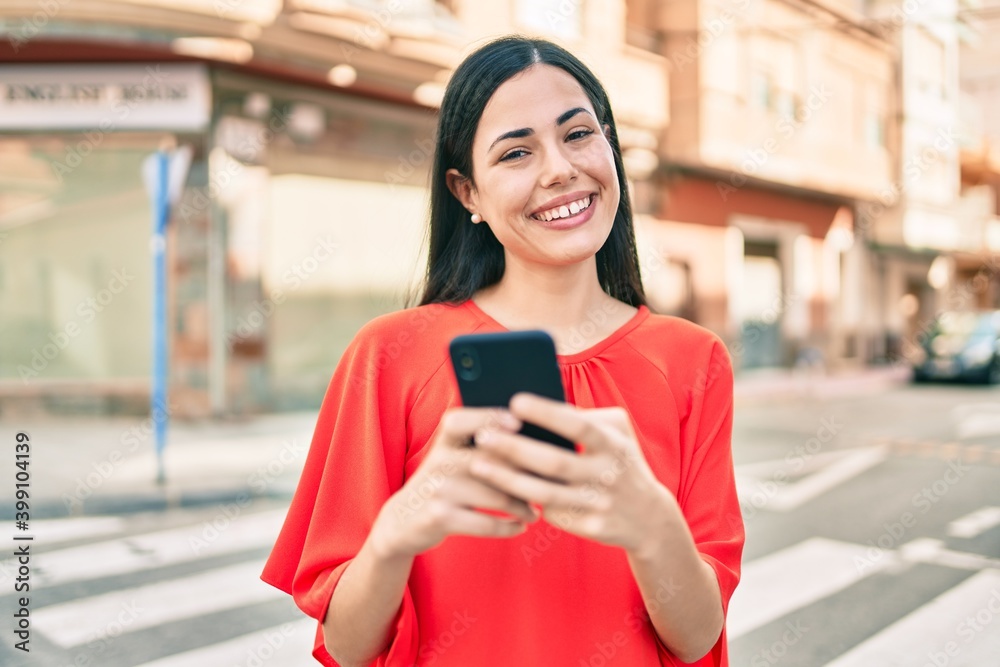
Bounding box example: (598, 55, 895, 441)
(0, 63, 211, 131)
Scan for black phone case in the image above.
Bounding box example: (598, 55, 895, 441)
(449, 330, 576, 451)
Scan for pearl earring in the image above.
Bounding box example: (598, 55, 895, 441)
(471, 213, 482, 224)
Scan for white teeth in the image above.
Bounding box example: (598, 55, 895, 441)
(534, 196, 592, 221)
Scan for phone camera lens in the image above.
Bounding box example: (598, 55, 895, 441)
(454, 346, 481, 381)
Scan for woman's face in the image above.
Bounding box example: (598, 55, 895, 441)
(448, 64, 620, 267)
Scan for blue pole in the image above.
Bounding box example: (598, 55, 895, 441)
(152, 150, 169, 484)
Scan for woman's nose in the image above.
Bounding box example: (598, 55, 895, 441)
(538, 145, 578, 187)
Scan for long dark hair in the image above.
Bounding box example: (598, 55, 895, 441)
(411, 35, 646, 308)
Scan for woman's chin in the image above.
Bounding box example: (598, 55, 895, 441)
(535, 236, 609, 266)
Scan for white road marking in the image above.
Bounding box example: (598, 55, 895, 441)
(823, 569, 1000, 666)
(947, 506, 1000, 539)
(0, 517, 128, 584)
(30, 516, 127, 545)
(736, 447, 889, 512)
(951, 403, 1000, 440)
(33, 560, 283, 648)
(727, 537, 890, 639)
(0, 509, 284, 589)
(899, 538, 1000, 572)
(135, 619, 316, 667)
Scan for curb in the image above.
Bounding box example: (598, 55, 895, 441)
(734, 368, 912, 403)
(877, 437, 1000, 467)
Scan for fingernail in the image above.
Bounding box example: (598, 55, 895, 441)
(475, 428, 491, 445)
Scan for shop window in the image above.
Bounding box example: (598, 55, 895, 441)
(0, 135, 157, 382)
(259, 172, 428, 408)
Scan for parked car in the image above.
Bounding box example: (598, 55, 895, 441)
(912, 310, 1000, 384)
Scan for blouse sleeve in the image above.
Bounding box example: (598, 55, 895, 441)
(260, 322, 419, 666)
(657, 338, 744, 666)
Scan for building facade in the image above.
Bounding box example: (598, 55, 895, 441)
(626, 0, 896, 370)
(865, 0, 1000, 366)
(3, 0, 996, 416)
(0, 0, 669, 415)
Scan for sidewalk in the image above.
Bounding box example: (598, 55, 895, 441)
(734, 364, 912, 404)
(1, 365, 912, 518)
(1, 411, 317, 518)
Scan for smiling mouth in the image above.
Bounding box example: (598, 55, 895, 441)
(530, 195, 594, 222)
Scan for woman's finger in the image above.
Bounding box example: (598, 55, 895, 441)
(442, 506, 530, 539)
(467, 453, 586, 509)
(441, 476, 539, 523)
(472, 428, 598, 484)
(507, 393, 619, 454)
(436, 406, 522, 449)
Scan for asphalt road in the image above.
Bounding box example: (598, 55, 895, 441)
(0, 380, 997, 666)
(729, 380, 1000, 667)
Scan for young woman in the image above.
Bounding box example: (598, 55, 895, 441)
(262, 36, 744, 666)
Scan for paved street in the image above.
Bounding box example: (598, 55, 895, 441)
(0, 498, 315, 667)
(730, 381, 1000, 666)
(0, 380, 997, 666)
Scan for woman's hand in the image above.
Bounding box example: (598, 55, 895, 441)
(369, 407, 540, 560)
(465, 392, 673, 555)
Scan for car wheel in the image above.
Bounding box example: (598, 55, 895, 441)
(988, 358, 1000, 385)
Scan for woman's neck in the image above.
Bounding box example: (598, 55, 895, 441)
(470, 260, 637, 355)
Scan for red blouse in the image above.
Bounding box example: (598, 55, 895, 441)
(261, 299, 744, 666)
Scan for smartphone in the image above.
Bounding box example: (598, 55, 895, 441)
(449, 330, 576, 451)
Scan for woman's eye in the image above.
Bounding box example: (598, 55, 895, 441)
(499, 149, 528, 162)
(568, 129, 595, 141)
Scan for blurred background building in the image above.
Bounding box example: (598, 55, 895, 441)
(1, 0, 998, 417)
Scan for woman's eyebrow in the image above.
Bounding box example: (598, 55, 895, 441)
(488, 107, 594, 152)
(555, 106, 590, 126)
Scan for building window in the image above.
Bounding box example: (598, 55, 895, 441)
(748, 34, 797, 116)
(861, 80, 886, 148)
(862, 106, 885, 147)
(864, 114, 884, 147)
(912, 28, 946, 99)
(0, 135, 159, 383)
(775, 89, 796, 118)
(517, 0, 583, 40)
(751, 70, 773, 110)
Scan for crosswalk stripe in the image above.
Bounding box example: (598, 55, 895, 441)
(823, 569, 1000, 666)
(735, 447, 889, 512)
(900, 538, 1000, 571)
(0, 516, 130, 586)
(766, 448, 888, 511)
(951, 403, 1000, 440)
(947, 506, 1000, 539)
(0, 509, 284, 590)
(134, 619, 316, 667)
(727, 537, 888, 639)
(33, 560, 283, 648)
(31, 516, 127, 545)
